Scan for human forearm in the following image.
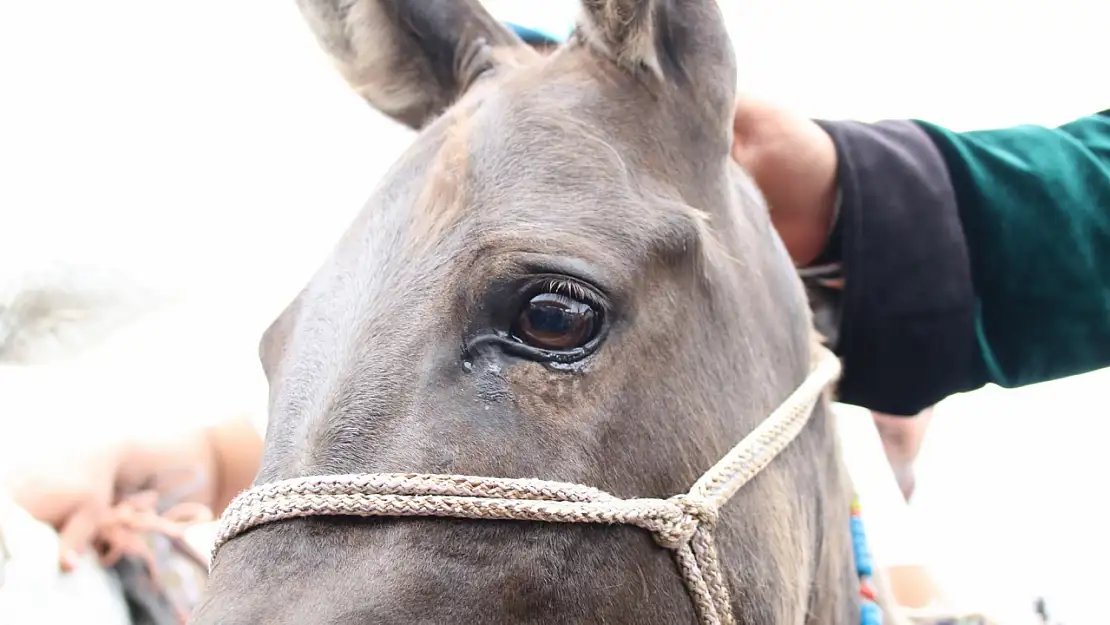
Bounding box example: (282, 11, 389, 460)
(914, 111, 1110, 389)
(735, 102, 1110, 414)
(808, 110, 1110, 413)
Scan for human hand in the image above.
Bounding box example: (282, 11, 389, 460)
(3, 439, 123, 572)
(4, 433, 219, 573)
(872, 406, 935, 502)
(730, 97, 839, 267)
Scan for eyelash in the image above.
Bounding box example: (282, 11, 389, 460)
(534, 278, 600, 307)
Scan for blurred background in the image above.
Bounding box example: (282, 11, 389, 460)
(1, 0, 1106, 622)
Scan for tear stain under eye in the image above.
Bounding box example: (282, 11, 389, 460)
(474, 360, 513, 404)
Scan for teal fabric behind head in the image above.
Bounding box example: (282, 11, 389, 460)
(493, 2, 576, 45)
(505, 22, 568, 45)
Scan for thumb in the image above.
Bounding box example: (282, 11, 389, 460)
(56, 504, 104, 572)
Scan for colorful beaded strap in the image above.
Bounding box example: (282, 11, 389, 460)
(852, 496, 883, 625)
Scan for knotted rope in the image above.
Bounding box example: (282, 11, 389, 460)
(213, 347, 842, 625)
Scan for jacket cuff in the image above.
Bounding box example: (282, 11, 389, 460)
(813, 119, 987, 415)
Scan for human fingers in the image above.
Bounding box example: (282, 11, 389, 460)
(56, 504, 105, 572)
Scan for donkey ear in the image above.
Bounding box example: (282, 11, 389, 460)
(296, 0, 536, 130)
(577, 0, 736, 117)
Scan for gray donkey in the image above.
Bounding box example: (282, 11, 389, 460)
(192, 1, 874, 623)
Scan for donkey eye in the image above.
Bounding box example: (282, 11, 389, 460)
(512, 292, 599, 352)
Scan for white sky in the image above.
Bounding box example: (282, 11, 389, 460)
(1, 1, 1107, 622)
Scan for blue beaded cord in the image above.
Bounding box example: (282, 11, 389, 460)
(852, 496, 884, 625)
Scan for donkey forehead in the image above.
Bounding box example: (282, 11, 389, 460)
(376, 70, 717, 262)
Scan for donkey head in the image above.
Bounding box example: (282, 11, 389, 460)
(192, 1, 855, 623)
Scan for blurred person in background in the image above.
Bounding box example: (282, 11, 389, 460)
(0, 270, 264, 624)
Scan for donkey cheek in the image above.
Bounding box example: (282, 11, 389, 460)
(505, 362, 585, 421)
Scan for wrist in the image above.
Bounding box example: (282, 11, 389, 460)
(114, 428, 217, 506)
(808, 189, 844, 267)
(209, 413, 264, 514)
(114, 435, 154, 495)
(781, 185, 840, 267)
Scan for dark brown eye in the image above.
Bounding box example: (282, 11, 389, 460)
(512, 292, 598, 351)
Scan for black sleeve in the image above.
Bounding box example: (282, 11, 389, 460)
(808, 119, 989, 416)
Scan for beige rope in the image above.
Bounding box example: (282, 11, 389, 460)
(214, 347, 842, 625)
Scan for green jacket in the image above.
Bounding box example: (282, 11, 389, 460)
(808, 110, 1110, 415)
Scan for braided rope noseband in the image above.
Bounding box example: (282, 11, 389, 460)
(213, 347, 842, 625)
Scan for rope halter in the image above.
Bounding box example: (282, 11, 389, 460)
(213, 346, 842, 625)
